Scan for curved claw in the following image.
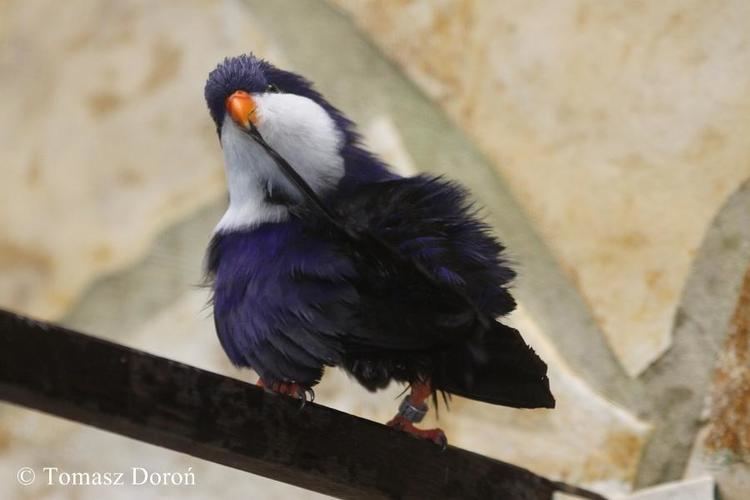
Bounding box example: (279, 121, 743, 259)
(295, 386, 307, 409)
(295, 387, 316, 410)
(304, 387, 316, 403)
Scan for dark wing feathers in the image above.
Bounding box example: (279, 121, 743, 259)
(334, 175, 517, 319)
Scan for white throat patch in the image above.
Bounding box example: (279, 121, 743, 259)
(215, 93, 345, 232)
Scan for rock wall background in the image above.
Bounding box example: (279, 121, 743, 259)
(0, 0, 748, 499)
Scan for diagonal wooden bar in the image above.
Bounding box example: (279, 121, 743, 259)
(0, 309, 605, 500)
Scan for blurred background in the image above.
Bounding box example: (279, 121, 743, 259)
(1, 0, 750, 498)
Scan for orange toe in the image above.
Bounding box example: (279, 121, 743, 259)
(387, 415, 448, 449)
(257, 379, 314, 402)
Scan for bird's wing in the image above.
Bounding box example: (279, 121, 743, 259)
(285, 174, 507, 353)
(336, 175, 518, 318)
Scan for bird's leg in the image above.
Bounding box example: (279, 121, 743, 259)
(387, 381, 447, 448)
(256, 378, 315, 404)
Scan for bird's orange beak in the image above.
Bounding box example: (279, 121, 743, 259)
(225, 90, 257, 129)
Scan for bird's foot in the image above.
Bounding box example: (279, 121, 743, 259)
(385, 381, 447, 448)
(256, 379, 315, 404)
(386, 415, 448, 449)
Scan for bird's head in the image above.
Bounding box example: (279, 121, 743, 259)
(204, 54, 356, 231)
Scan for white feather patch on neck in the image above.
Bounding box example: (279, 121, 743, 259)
(215, 93, 345, 233)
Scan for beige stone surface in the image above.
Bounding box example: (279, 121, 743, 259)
(0, 0, 278, 320)
(332, 0, 750, 375)
(618, 476, 714, 500)
(363, 115, 418, 176)
(558, 476, 716, 500)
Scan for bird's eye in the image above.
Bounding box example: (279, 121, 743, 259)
(265, 83, 281, 93)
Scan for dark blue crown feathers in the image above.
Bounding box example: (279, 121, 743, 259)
(204, 54, 357, 144)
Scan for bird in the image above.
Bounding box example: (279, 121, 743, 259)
(203, 54, 554, 446)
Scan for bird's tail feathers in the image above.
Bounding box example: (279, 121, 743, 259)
(438, 322, 555, 409)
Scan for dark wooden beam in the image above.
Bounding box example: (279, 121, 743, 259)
(0, 308, 605, 500)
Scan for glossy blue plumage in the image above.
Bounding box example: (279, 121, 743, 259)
(209, 220, 356, 384)
(204, 55, 553, 408)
